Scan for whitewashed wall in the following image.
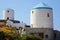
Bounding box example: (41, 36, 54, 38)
(3, 9, 14, 20)
(30, 9, 53, 28)
(6, 20, 26, 28)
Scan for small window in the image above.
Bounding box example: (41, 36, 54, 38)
(7, 17, 9, 20)
(45, 35, 48, 38)
(54, 33, 56, 38)
(23, 29, 26, 31)
(47, 13, 50, 17)
(32, 11, 34, 14)
(39, 33, 44, 38)
(7, 10, 9, 13)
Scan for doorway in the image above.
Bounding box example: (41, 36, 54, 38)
(39, 33, 44, 38)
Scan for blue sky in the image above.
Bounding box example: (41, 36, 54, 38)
(0, 0, 60, 31)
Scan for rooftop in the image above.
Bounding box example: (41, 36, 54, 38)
(32, 2, 52, 10)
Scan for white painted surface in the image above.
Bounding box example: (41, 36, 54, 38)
(3, 9, 14, 20)
(6, 20, 26, 28)
(6, 20, 13, 26)
(12, 23, 26, 28)
(30, 9, 53, 28)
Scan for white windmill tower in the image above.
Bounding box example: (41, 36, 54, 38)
(30, 3, 54, 40)
(3, 9, 14, 20)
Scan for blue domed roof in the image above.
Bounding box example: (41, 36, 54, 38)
(32, 2, 52, 10)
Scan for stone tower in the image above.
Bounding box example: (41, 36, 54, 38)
(30, 3, 54, 40)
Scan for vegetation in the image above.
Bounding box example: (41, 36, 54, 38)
(20, 34, 42, 40)
(0, 25, 20, 40)
(0, 31, 5, 40)
(0, 25, 43, 40)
